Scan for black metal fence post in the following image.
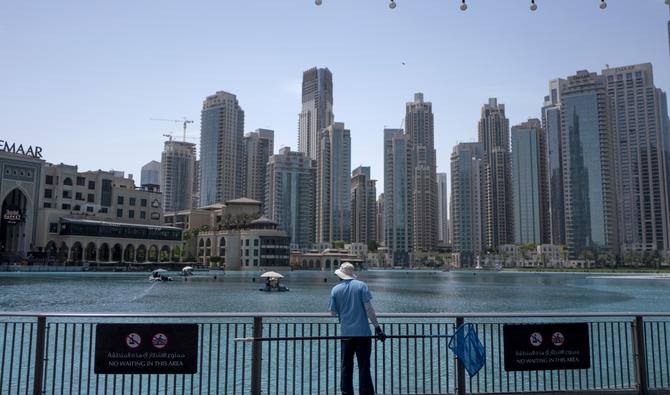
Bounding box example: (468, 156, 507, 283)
(455, 316, 466, 395)
(32, 315, 46, 395)
(251, 316, 263, 395)
(633, 315, 648, 395)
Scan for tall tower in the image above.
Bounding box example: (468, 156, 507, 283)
(437, 173, 449, 245)
(603, 63, 670, 255)
(376, 193, 385, 246)
(478, 98, 514, 250)
(316, 122, 351, 243)
(351, 166, 377, 244)
(199, 91, 244, 206)
(542, 79, 567, 246)
(406, 93, 438, 252)
(242, 129, 274, 206)
(511, 119, 548, 244)
(450, 142, 485, 265)
(161, 140, 196, 213)
(298, 67, 334, 160)
(266, 147, 316, 248)
(383, 128, 412, 265)
(561, 70, 619, 259)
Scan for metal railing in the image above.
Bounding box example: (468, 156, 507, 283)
(0, 312, 669, 394)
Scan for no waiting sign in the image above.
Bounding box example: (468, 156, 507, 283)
(94, 323, 198, 374)
(503, 323, 590, 371)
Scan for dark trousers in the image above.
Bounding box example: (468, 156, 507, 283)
(340, 338, 374, 395)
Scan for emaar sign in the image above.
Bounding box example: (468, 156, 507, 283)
(0, 140, 43, 158)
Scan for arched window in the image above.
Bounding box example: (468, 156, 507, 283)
(63, 177, 73, 186)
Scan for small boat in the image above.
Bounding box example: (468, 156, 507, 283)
(150, 269, 172, 282)
(182, 266, 194, 276)
(259, 271, 289, 292)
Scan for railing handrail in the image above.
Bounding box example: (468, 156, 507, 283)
(1, 311, 669, 318)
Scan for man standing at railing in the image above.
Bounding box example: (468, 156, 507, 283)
(329, 262, 386, 395)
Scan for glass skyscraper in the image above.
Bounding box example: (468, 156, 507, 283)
(603, 63, 670, 255)
(316, 122, 351, 243)
(298, 67, 334, 160)
(511, 119, 545, 245)
(542, 79, 567, 246)
(561, 70, 619, 259)
(266, 147, 315, 248)
(384, 128, 412, 265)
(450, 142, 485, 265)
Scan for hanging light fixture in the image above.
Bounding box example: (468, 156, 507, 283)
(530, 0, 537, 11)
(460, 0, 468, 11)
(315, 0, 322, 5)
(600, 0, 607, 9)
(389, 0, 396, 9)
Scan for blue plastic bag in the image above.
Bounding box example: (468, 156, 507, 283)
(448, 323, 486, 377)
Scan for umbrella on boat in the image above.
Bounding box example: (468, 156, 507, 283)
(182, 266, 194, 272)
(152, 269, 168, 274)
(260, 271, 284, 278)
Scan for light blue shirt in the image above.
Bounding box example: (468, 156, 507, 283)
(329, 279, 373, 336)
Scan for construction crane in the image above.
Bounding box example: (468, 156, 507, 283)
(151, 117, 194, 141)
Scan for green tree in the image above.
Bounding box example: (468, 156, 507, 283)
(367, 240, 379, 252)
(332, 240, 345, 249)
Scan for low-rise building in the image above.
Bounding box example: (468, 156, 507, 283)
(290, 248, 363, 271)
(197, 216, 290, 270)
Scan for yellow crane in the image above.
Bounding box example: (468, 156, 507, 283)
(151, 117, 195, 141)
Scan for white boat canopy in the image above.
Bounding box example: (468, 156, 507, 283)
(260, 271, 284, 278)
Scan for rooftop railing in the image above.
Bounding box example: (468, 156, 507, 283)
(0, 312, 669, 394)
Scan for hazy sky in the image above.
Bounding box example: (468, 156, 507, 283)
(2, 1, 669, 194)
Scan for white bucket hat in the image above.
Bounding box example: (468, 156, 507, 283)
(334, 262, 357, 280)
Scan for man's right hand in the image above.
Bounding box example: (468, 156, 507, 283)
(375, 326, 386, 342)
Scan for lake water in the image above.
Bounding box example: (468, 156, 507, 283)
(1, 270, 669, 313)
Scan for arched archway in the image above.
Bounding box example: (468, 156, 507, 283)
(160, 245, 170, 262)
(98, 243, 110, 262)
(112, 244, 122, 262)
(0, 188, 30, 256)
(148, 245, 158, 262)
(57, 243, 69, 263)
(171, 245, 181, 261)
(136, 245, 147, 262)
(309, 259, 315, 268)
(45, 241, 57, 259)
(70, 242, 83, 263)
(325, 259, 331, 270)
(124, 245, 135, 263)
(205, 239, 212, 256)
(85, 242, 96, 262)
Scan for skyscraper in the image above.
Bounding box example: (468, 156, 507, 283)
(376, 193, 385, 246)
(478, 98, 514, 249)
(266, 147, 315, 248)
(542, 79, 567, 246)
(199, 91, 244, 206)
(298, 67, 334, 160)
(140, 160, 161, 187)
(561, 70, 619, 259)
(161, 140, 196, 213)
(511, 119, 548, 244)
(603, 63, 670, 254)
(406, 93, 438, 252)
(450, 142, 485, 265)
(383, 128, 412, 265)
(242, 129, 274, 206)
(351, 166, 377, 244)
(437, 173, 449, 245)
(316, 122, 351, 242)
